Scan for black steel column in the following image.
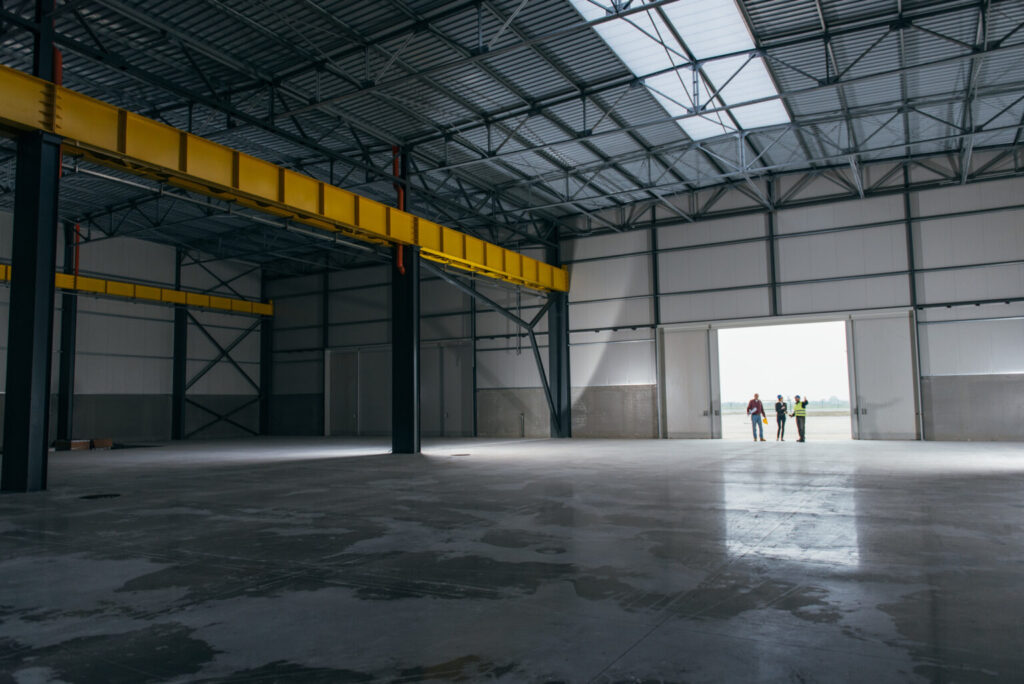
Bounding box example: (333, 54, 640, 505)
(55, 222, 78, 442)
(1, 1, 61, 491)
(391, 245, 420, 453)
(547, 238, 571, 438)
(259, 272, 273, 435)
(1, 132, 61, 492)
(767, 179, 779, 316)
(171, 250, 187, 439)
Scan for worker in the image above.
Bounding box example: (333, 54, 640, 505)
(775, 394, 788, 441)
(747, 392, 766, 442)
(791, 395, 809, 442)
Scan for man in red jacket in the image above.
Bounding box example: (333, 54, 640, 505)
(747, 393, 766, 442)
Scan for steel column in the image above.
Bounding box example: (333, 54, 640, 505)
(55, 221, 78, 442)
(171, 249, 187, 440)
(547, 239, 571, 438)
(259, 272, 273, 435)
(392, 147, 420, 453)
(767, 180, 779, 316)
(1, 130, 60, 492)
(1, 0, 60, 491)
(391, 245, 421, 453)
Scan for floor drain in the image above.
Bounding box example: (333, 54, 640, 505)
(79, 493, 120, 500)
(450, 453, 471, 457)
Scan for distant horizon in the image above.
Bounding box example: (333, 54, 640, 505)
(717, 321, 851, 404)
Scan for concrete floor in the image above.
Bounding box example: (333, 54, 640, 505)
(1, 438, 1023, 683)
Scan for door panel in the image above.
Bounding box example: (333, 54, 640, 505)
(358, 348, 391, 435)
(442, 343, 473, 436)
(661, 327, 721, 438)
(329, 351, 358, 435)
(421, 347, 441, 436)
(848, 312, 919, 439)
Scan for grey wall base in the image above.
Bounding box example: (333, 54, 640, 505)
(0, 393, 261, 445)
(477, 385, 658, 439)
(269, 394, 324, 436)
(921, 374, 1024, 441)
(571, 385, 658, 438)
(477, 389, 550, 438)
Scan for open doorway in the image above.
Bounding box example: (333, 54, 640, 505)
(717, 321, 852, 441)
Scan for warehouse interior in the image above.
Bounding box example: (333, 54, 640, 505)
(1, 0, 1023, 681)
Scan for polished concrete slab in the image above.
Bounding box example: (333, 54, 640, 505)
(1, 437, 1023, 682)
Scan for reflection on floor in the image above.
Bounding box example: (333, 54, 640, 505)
(1, 437, 1022, 682)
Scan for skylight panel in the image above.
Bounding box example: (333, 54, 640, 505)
(660, 0, 756, 60)
(568, 0, 790, 141)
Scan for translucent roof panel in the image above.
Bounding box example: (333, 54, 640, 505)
(660, 0, 756, 59)
(567, 0, 790, 140)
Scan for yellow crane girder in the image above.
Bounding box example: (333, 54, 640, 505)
(0, 65, 569, 293)
(0, 263, 273, 316)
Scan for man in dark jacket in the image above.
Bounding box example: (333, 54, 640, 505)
(775, 395, 788, 441)
(747, 393, 766, 442)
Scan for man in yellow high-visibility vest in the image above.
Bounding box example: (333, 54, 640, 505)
(790, 395, 809, 442)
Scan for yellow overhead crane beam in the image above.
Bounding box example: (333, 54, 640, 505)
(0, 263, 273, 316)
(0, 65, 569, 293)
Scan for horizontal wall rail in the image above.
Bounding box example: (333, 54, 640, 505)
(0, 65, 569, 293)
(0, 264, 273, 316)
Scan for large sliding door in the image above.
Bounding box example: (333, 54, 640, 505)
(660, 326, 721, 438)
(847, 311, 920, 440)
(327, 343, 472, 437)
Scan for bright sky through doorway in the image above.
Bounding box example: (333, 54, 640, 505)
(717, 321, 850, 403)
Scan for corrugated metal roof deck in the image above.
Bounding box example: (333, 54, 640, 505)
(0, 0, 1020, 264)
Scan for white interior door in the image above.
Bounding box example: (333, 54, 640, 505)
(661, 326, 721, 438)
(357, 348, 391, 435)
(441, 343, 473, 436)
(847, 312, 920, 440)
(328, 350, 358, 436)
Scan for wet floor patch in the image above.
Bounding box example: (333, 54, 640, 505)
(395, 654, 518, 681)
(1, 623, 217, 683)
(223, 660, 375, 682)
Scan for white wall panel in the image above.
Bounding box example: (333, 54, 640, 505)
(915, 208, 1024, 269)
(920, 318, 1024, 376)
(781, 275, 908, 314)
(475, 307, 543, 338)
(274, 326, 321, 351)
(331, 285, 388, 321)
(776, 195, 903, 235)
(569, 254, 651, 302)
(329, 265, 388, 289)
(918, 301, 1024, 322)
(659, 241, 767, 293)
(563, 231, 649, 261)
(570, 298, 653, 330)
(75, 355, 172, 394)
(273, 353, 322, 394)
(278, 273, 328, 297)
(276, 293, 322, 329)
(661, 287, 770, 323)
(917, 263, 1024, 304)
(77, 236, 175, 284)
(657, 214, 764, 250)
(477, 348, 546, 389)
(913, 177, 1024, 217)
(328, 321, 389, 348)
(571, 340, 655, 387)
(423, 314, 469, 340)
(778, 224, 907, 280)
(421, 278, 468, 315)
